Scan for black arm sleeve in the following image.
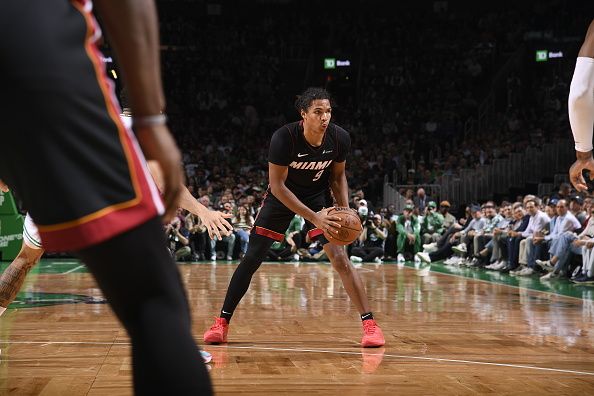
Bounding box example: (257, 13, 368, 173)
(268, 127, 293, 166)
(335, 127, 351, 163)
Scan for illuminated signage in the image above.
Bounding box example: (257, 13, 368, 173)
(535, 50, 564, 62)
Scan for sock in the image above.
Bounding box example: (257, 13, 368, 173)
(361, 312, 374, 321)
(220, 309, 232, 323)
(0, 307, 6, 316)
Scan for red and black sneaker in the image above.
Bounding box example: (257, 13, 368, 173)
(361, 319, 385, 348)
(203, 317, 229, 344)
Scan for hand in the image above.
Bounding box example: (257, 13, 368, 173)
(569, 151, 594, 192)
(136, 124, 183, 222)
(407, 233, 416, 243)
(573, 239, 584, 247)
(0, 179, 8, 193)
(587, 241, 594, 249)
(200, 210, 233, 240)
(533, 236, 544, 244)
(312, 208, 342, 236)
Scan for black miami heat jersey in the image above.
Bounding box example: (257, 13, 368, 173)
(267, 121, 351, 201)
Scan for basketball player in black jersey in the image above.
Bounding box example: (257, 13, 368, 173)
(204, 88, 385, 348)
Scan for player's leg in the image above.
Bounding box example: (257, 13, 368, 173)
(77, 216, 212, 395)
(0, 213, 45, 315)
(0, 245, 43, 315)
(204, 199, 293, 343)
(323, 242, 386, 347)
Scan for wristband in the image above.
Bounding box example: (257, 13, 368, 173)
(133, 113, 167, 128)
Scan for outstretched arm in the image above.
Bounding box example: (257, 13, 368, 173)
(569, 19, 594, 191)
(146, 161, 232, 239)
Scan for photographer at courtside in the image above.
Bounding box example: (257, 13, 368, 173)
(166, 213, 192, 261)
(350, 213, 388, 263)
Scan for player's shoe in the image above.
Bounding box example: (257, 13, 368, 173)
(200, 350, 212, 364)
(361, 319, 385, 348)
(203, 317, 229, 344)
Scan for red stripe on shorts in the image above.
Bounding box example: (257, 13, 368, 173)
(255, 226, 284, 242)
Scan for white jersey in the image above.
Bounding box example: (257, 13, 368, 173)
(23, 212, 42, 250)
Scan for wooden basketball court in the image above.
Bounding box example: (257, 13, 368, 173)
(1, 259, 594, 395)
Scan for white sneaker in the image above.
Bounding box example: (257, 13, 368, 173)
(423, 243, 438, 253)
(292, 254, 300, 261)
(444, 256, 459, 265)
(540, 272, 553, 280)
(350, 255, 363, 263)
(509, 266, 524, 275)
(452, 243, 467, 254)
(201, 350, 212, 364)
(459, 258, 470, 267)
(374, 257, 383, 264)
(226, 256, 233, 261)
(416, 252, 432, 264)
(518, 267, 534, 276)
(210, 254, 217, 261)
(397, 254, 405, 264)
(485, 261, 500, 270)
(536, 259, 552, 269)
(493, 261, 508, 270)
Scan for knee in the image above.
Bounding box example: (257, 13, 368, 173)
(330, 252, 351, 273)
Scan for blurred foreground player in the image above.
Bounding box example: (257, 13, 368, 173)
(0, 1, 212, 394)
(569, 19, 594, 192)
(0, 154, 233, 364)
(204, 88, 385, 348)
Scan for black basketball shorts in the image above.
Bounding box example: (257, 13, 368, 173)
(0, 0, 163, 251)
(252, 190, 331, 244)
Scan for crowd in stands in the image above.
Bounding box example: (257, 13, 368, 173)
(165, 183, 594, 285)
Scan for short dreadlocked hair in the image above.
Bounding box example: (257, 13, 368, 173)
(294, 87, 333, 114)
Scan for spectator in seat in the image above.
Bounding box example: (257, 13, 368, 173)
(396, 204, 421, 261)
(269, 215, 304, 261)
(166, 215, 191, 261)
(350, 213, 388, 264)
(232, 205, 255, 259)
(210, 203, 236, 261)
(439, 201, 456, 230)
(535, 199, 583, 279)
(186, 212, 208, 261)
(414, 188, 431, 214)
(421, 201, 444, 244)
(569, 194, 588, 227)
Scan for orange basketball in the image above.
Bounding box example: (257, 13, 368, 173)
(324, 207, 363, 245)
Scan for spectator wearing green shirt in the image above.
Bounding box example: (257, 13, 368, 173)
(421, 201, 444, 244)
(268, 215, 304, 261)
(396, 204, 422, 260)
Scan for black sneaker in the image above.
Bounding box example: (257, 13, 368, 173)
(572, 274, 594, 284)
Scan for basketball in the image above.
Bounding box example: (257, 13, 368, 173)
(324, 207, 363, 245)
